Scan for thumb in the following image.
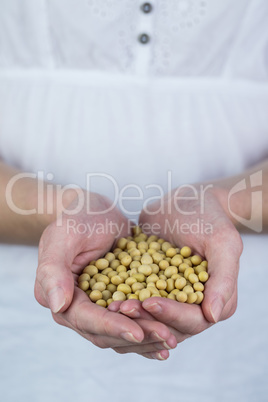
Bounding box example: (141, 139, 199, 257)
(202, 231, 243, 323)
(35, 226, 76, 313)
(35, 261, 74, 313)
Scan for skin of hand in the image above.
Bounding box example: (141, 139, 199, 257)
(34, 190, 177, 360)
(115, 158, 268, 349)
(111, 184, 244, 347)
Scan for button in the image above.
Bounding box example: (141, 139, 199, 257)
(138, 33, 150, 44)
(141, 3, 153, 13)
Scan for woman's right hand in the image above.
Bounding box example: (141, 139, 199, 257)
(34, 190, 177, 360)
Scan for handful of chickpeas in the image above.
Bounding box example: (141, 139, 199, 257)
(78, 226, 209, 307)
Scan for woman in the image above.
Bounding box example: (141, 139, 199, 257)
(0, 1, 267, 401)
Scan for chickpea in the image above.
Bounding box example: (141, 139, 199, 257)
(152, 252, 164, 264)
(78, 229, 208, 307)
(126, 241, 137, 250)
(95, 258, 109, 270)
(104, 252, 116, 263)
(188, 273, 199, 284)
(178, 263, 190, 274)
(164, 266, 178, 278)
(132, 225, 142, 236)
(129, 260, 141, 269)
(132, 282, 145, 293)
(118, 272, 129, 280)
(89, 278, 96, 288)
(139, 289, 151, 302)
(116, 238, 128, 250)
(187, 293, 198, 304)
(78, 281, 89, 291)
(107, 298, 114, 306)
(117, 284, 132, 295)
(161, 242, 172, 253)
(159, 290, 168, 297)
(151, 263, 160, 274)
(117, 265, 127, 273)
(107, 284, 117, 293)
(89, 290, 102, 302)
(125, 277, 137, 286)
(149, 241, 161, 251)
(166, 278, 175, 293)
(137, 241, 148, 251)
(146, 273, 159, 283)
(110, 259, 120, 269)
(194, 265, 206, 275)
(170, 255, 183, 267)
(138, 264, 153, 276)
(141, 254, 153, 265)
(176, 291, 187, 303)
(159, 259, 170, 270)
(127, 294, 139, 300)
(198, 271, 209, 282)
(102, 267, 113, 275)
(83, 265, 98, 276)
(97, 274, 110, 285)
(156, 279, 167, 290)
(184, 267, 195, 280)
(107, 270, 117, 279)
(183, 285, 194, 294)
(165, 247, 177, 258)
(96, 299, 107, 308)
(167, 293, 176, 300)
(195, 291, 204, 304)
(193, 282, 204, 292)
(121, 255, 132, 267)
(129, 249, 141, 258)
(111, 275, 124, 285)
(147, 235, 159, 244)
(112, 291, 126, 301)
(180, 246, 192, 258)
(92, 282, 106, 292)
(175, 277, 187, 290)
(133, 273, 146, 283)
(102, 290, 112, 301)
(191, 255, 203, 266)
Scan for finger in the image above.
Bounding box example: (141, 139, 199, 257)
(202, 228, 243, 323)
(141, 350, 170, 361)
(35, 225, 77, 313)
(54, 287, 145, 344)
(118, 299, 156, 320)
(112, 319, 177, 355)
(65, 318, 176, 351)
(113, 343, 172, 356)
(142, 297, 212, 336)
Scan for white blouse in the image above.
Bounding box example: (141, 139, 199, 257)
(0, 1, 268, 401)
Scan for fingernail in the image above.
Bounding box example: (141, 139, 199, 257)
(144, 302, 162, 314)
(120, 308, 140, 318)
(210, 299, 224, 323)
(163, 342, 171, 350)
(156, 352, 166, 361)
(152, 331, 165, 342)
(120, 332, 141, 343)
(47, 287, 65, 313)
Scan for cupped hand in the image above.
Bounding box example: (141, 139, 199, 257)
(117, 184, 243, 344)
(34, 191, 176, 359)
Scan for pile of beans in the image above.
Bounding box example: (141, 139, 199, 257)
(78, 226, 209, 308)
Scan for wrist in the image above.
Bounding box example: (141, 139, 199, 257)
(208, 180, 252, 230)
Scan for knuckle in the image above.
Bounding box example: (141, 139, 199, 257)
(89, 335, 109, 349)
(112, 347, 126, 355)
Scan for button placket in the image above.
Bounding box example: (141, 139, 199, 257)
(141, 3, 153, 14)
(135, 1, 154, 75)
